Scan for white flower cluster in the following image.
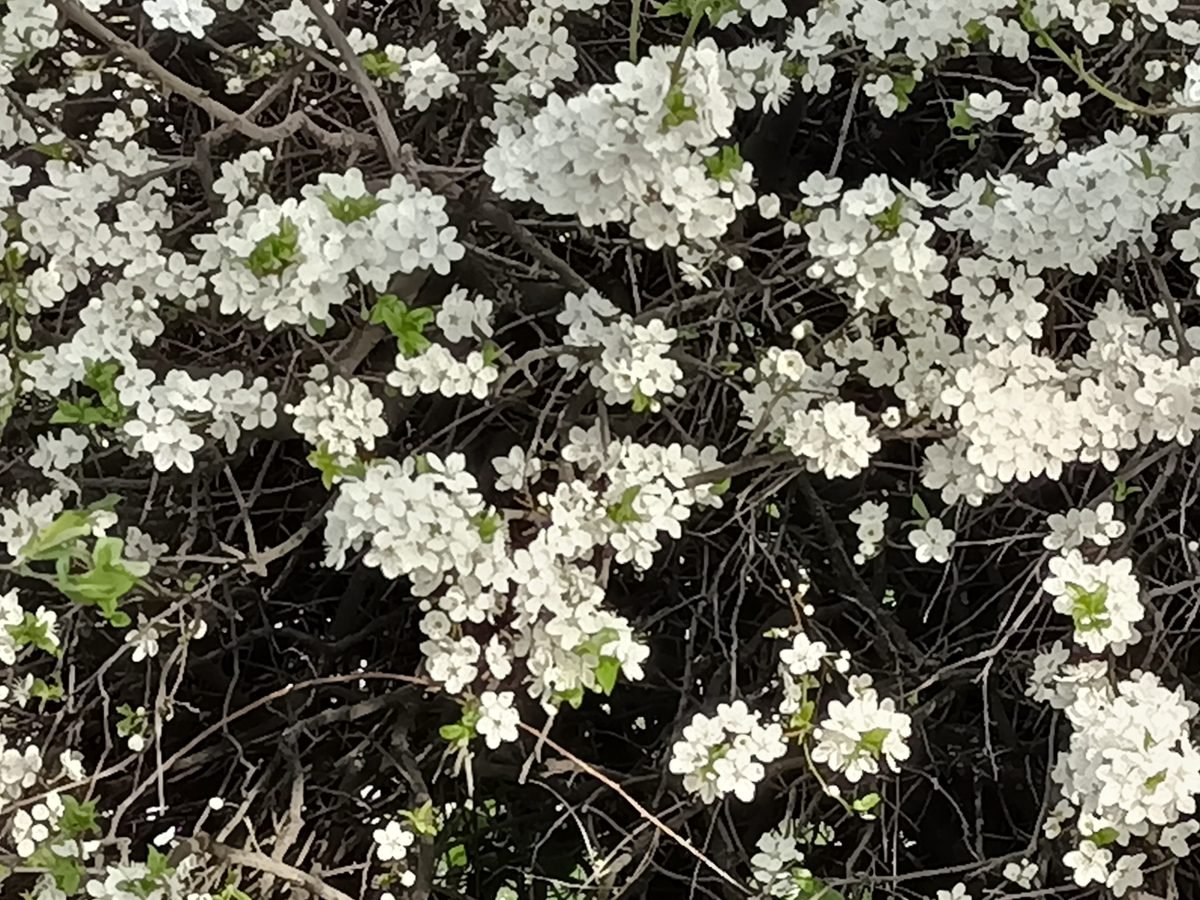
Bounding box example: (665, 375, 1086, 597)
(486, 39, 770, 273)
(1012, 78, 1083, 163)
(369, 42, 460, 111)
(812, 676, 912, 784)
(1047, 669, 1200, 892)
(0, 587, 59, 664)
(908, 516, 955, 564)
(849, 500, 888, 564)
(1044, 502, 1126, 550)
(0, 489, 64, 562)
(212, 148, 272, 205)
(668, 700, 787, 804)
(323, 428, 724, 712)
(1043, 550, 1143, 654)
(557, 290, 682, 409)
(195, 168, 463, 331)
(373, 819, 417, 887)
(484, 11, 579, 101)
(119, 366, 278, 473)
(439, 0, 487, 32)
(388, 345, 498, 400)
(286, 365, 387, 466)
(436, 286, 494, 343)
(142, 0, 216, 38)
(750, 823, 813, 899)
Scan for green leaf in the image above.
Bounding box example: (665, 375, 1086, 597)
(33, 142, 72, 161)
(1067, 581, 1112, 633)
(370, 294, 435, 358)
(30, 678, 64, 702)
(595, 656, 621, 695)
(439, 723, 467, 742)
(444, 842, 468, 869)
(145, 847, 174, 881)
(1088, 827, 1120, 847)
(963, 19, 989, 42)
(321, 191, 384, 224)
(852, 792, 882, 814)
(705, 0, 741, 24)
(20, 510, 93, 562)
(307, 444, 367, 489)
(361, 51, 402, 79)
(1145, 770, 1168, 791)
(891, 73, 917, 112)
(481, 340, 503, 366)
(871, 195, 906, 236)
(858, 727, 891, 757)
(710, 477, 731, 496)
(473, 512, 502, 543)
(662, 85, 698, 130)
(1113, 478, 1142, 502)
(554, 685, 585, 709)
(245, 217, 300, 278)
(910, 494, 929, 522)
(704, 144, 744, 182)
(400, 800, 440, 837)
(606, 486, 643, 524)
(60, 795, 100, 839)
(631, 385, 653, 413)
(789, 699, 817, 734)
(108, 610, 132, 628)
(8, 612, 58, 655)
(29, 849, 84, 894)
(947, 99, 975, 135)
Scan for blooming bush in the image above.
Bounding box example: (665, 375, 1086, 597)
(3, 0, 1200, 897)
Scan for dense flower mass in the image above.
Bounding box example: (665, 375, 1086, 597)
(5, 0, 1200, 897)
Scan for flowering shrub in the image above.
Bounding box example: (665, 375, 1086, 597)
(3, 0, 1200, 897)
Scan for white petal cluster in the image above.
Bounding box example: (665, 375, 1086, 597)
(121, 367, 278, 473)
(849, 500, 888, 564)
(485, 40, 762, 268)
(1043, 551, 1143, 654)
(439, 0, 486, 32)
(388, 345, 498, 400)
(1050, 673, 1200, 888)
(1044, 502, 1126, 551)
(908, 517, 955, 564)
(484, 11, 579, 101)
(141, 0, 216, 38)
(1012, 77, 1082, 163)
(0, 489, 64, 562)
(29, 430, 88, 475)
(324, 430, 723, 711)
(557, 290, 682, 409)
(436, 286, 494, 343)
(812, 684, 912, 783)
(491, 446, 543, 493)
(668, 700, 787, 804)
(477, 690, 520, 749)
(371, 43, 460, 111)
(750, 823, 811, 898)
(195, 169, 463, 331)
(782, 401, 880, 479)
(286, 365, 387, 465)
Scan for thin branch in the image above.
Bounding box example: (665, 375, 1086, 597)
(517, 721, 750, 896)
(205, 839, 356, 900)
(302, 0, 405, 172)
(48, 0, 374, 152)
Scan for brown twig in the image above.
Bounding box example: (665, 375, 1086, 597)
(48, 0, 374, 152)
(517, 721, 750, 895)
(302, 0, 404, 172)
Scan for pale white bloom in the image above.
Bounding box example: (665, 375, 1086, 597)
(908, 517, 955, 564)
